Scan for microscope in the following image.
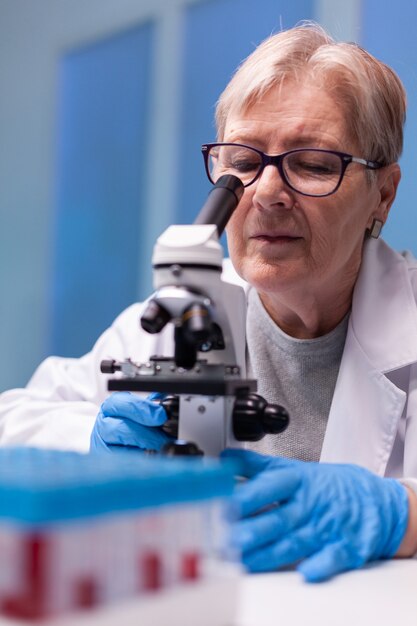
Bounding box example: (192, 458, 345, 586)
(101, 175, 289, 456)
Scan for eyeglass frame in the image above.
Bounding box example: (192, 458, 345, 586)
(201, 142, 384, 198)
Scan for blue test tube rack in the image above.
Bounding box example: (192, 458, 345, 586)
(0, 448, 236, 620)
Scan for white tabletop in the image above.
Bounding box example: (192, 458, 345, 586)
(0, 559, 414, 626)
(236, 559, 417, 626)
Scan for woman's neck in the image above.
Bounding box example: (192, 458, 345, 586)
(257, 282, 354, 339)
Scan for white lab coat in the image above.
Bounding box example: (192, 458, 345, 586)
(0, 238, 416, 493)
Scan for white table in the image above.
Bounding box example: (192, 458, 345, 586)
(236, 560, 417, 626)
(0, 560, 414, 626)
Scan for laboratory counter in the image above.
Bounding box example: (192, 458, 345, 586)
(236, 559, 416, 626)
(0, 559, 414, 626)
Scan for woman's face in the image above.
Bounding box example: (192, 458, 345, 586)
(223, 81, 398, 304)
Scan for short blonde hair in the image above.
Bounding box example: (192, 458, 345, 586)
(216, 23, 406, 164)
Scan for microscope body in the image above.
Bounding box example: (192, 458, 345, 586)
(102, 177, 288, 456)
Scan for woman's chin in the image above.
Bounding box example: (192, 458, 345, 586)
(240, 259, 306, 295)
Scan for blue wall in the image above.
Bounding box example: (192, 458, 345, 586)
(51, 23, 154, 356)
(361, 0, 417, 252)
(51, 1, 314, 359)
(2, 0, 417, 389)
(178, 0, 314, 227)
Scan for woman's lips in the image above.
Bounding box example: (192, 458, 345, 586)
(252, 233, 302, 242)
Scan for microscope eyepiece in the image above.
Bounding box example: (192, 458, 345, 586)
(193, 174, 244, 236)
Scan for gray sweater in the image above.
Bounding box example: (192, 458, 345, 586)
(246, 288, 349, 461)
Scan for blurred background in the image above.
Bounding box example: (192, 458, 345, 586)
(1, 0, 417, 391)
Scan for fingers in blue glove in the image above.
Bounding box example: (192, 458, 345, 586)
(232, 468, 301, 518)
(101, 392, 167, 426)
(222, 448, 296, 478)
(242, 525, 318, 573)
(223, 449, 410, 582)
(297, 541, 361, 582)
(94, 412, 172, 451)
(90, 392, 172, 453)
(240, 523, 363, 581)
(232, 500, 303, 553)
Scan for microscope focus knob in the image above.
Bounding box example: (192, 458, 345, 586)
(100, 359, 120, 374)
(233, 392, 289, 441)
(262, 403, 289, 434)
(160, 395, 179, 438)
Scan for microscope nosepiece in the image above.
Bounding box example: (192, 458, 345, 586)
(140, 299, 172, 334)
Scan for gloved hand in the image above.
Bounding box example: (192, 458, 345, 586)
(90, 391, 173, 453)
(222, 449, 409, 582)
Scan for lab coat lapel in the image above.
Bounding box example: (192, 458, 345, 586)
(320, 329, 406, 474)
(320, 239, 417, 474)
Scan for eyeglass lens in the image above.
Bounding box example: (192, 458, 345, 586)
(208, 145, 343, 196)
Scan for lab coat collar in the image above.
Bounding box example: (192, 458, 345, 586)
(223, 239, 417, 474)
(223, 238, 417, 371)
(350, 238, 417, 373)
(321, 238, 417, 473)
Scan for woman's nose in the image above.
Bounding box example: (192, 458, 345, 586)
(252, 164, 295, 211)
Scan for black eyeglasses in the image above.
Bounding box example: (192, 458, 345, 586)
(201, 143, 384, 197)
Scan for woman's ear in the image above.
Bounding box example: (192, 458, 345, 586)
(375, 163, 401, 223)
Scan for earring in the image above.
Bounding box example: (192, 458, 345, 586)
(368, 218, 383, 239)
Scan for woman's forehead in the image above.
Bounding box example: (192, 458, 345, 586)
(223, 81, 352, 151)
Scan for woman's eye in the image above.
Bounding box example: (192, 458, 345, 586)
(294, 160, 337, 176)
(307, 164, 333, 174)
(229, 159, 259, 172)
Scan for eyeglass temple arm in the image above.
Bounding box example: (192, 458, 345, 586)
(350, 156, 382, 169)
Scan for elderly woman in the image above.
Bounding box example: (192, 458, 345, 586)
(0, 24, 416, 580)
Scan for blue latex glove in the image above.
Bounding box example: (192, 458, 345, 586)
(90, 392, 173, 453)
(222, 449, 409, 582)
